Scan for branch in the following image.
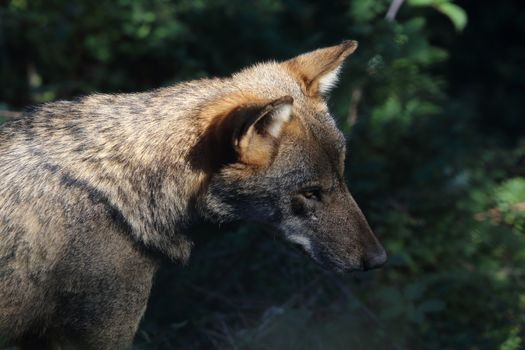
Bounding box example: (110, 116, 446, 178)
(385, 0, 405, 21)
(0, 110, 21, 120)
(347, 88, 363, 127)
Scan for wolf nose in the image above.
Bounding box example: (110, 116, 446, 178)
(362, 245, 387, 271)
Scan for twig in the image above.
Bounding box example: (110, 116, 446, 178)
(385, 0, 405, 21)
(348, 88, 363, 127)
(0, 110, 21, 119)
(217, 316, 239, 350)
(186, 283, 239, 308)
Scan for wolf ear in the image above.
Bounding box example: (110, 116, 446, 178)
(190, 95, 294, 172)
(283, 40, 358, 97)
(232, 96, 293, 167)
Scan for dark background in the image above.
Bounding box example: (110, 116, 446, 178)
(1, 1, 524, 349)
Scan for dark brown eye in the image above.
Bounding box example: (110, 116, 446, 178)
(301, 188, 322, 201)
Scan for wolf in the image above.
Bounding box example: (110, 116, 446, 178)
(0, 40, 386, 349)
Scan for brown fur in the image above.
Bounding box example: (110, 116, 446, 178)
(0, 41, 386, 349)
(284, 40, 358, 96)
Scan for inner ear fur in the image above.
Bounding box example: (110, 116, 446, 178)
(188, 95, 294, 173)
(283, 40, 358, 97)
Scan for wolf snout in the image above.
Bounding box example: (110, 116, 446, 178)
(361, 244, 387, 270)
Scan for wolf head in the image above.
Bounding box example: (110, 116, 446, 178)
(192, 41, 386, 272)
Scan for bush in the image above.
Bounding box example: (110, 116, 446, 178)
(1, 1, 524, 349)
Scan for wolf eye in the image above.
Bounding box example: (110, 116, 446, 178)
(300, 187, 322, 201)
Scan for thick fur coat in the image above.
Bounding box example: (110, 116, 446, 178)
(0, 41, 386, 349)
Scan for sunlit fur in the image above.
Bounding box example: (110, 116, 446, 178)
(0, 41, 385, 349)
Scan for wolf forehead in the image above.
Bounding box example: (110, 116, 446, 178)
(232, 62, 304, 100)
(238, 61, 346, 144)
(232, 61, 333, 118)
(229, 63, 347, 173)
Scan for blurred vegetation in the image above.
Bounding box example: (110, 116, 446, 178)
(1, 0, 524, 349)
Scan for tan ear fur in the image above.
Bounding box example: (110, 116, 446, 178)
(188, 94, 294, 173)
(235, 96, 293, 167)
(283, 40, 358, 97)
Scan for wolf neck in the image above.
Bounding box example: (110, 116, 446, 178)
(27, 80, 230, 261)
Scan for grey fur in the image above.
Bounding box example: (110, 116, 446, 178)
(0, 41, 386, 349)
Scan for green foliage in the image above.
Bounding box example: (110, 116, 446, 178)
(1, 1, 524, 349)
(434, 2, 467, 31)
(407, 0, 467, 31)
(493, 178, 525, 231)
(500, 328, 523, 350)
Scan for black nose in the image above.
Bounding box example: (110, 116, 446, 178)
(362, 245, 387, 271)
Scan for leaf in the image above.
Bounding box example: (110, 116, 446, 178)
(404, 282, 426, 301)
(495, 178, 525, 206)
(407, 0, 435, 6)
(170, 320, 188, 330)
(435, 2, 467, 31)
(407, 0, 467, 31)
(418, 299, 446, 313)
(499, 328, 522, 350)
